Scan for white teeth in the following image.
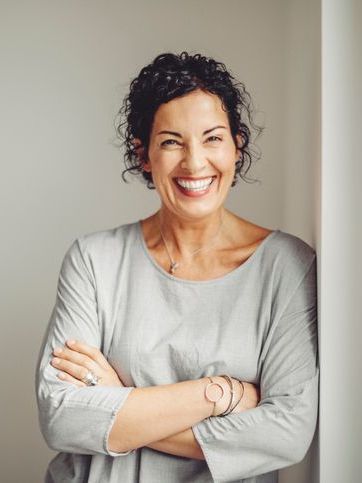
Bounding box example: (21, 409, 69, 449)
(176, 177, 214, 190)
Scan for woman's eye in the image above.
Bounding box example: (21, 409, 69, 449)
(161, 139, 178, 146)
(160, 136, 221, 147)
(207, 136, 222, 142)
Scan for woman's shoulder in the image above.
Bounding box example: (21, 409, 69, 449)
(273, 228, 316, 260)
(269, 228, 316, 284)
(240, 217, 316, 272)
(71, 220, 139, 259)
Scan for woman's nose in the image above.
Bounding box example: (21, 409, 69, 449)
(180, 144, 207, 173)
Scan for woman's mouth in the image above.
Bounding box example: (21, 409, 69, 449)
(173, 176, 217, 197)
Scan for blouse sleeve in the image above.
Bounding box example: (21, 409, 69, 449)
(191, 255, 319, 482)
(35, 238, 135, 457)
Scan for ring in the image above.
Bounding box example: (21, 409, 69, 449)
(82, 371, 99, 386)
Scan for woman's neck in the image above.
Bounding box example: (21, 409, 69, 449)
(155, 207, 230, 258)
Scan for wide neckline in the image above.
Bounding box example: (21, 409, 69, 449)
(135, 220, 280, 285)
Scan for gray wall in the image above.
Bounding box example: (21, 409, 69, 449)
(280, 1, 321, 482)
(0, 1, 320, 481)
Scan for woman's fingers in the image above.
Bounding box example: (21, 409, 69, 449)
(51, 357, 93, 383)
(65, 340, 110, 370)
(50, 340, 124, 387)
(56, 371, 87, 387)
(53, 346, 97, 372)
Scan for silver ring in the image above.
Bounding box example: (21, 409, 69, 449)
(82, 371, 99, 386)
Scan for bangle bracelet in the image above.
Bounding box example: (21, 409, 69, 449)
(218, 374, 236, 417)
(204, 375, 246, 417)
(228, 379, 245, 413)
(219, 376, 246, 416)
(204, 376, 225, 416)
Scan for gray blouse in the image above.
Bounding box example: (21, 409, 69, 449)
(35, 220, 319, 483)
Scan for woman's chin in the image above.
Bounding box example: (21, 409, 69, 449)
(168, 181, 227, 219)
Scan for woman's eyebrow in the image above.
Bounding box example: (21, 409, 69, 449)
(156, 125, 227, 137)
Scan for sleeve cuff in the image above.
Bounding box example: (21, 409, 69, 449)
(191, 422, 223, 481)
(104, 390, 137, 457)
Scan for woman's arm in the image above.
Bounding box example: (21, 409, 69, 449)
(36, 238, 238, 457)
(108, 378, 211, 453)
(51, 338, 260, 455)
(52, 338, 261, 456)
(144, 381, 260, 459)
(109, 377, 259, 453)
(50, 340, 215, 454)
(35, 239, 136, 456)
(189, 255, 319, 481)
(147, 428, 205, 460)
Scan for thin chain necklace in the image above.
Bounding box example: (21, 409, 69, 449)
(157, 211, 224, 274)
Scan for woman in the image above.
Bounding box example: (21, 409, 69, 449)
(35, 51, 319, 483)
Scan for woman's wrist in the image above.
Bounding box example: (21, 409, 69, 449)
(211, 376, 232, 416)
(202, 375, 241, 417)
(201, 376, 259, 417)
(238, 381, 260, 411)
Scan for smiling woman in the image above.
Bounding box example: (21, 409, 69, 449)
(135, 89, 243, 230)
(35, 51, 319, 483)
(118, 52, 261, 192)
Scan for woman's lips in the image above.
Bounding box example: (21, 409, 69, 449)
(173, 176, 217, 198)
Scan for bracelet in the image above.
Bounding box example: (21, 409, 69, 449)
(217, 374, 235, 417)
(204, 376, 225, 416)
(218, 375, 245, 416)
(228, 379, 245, 413)
(204, 375, 246, 417)
(215, 376, 246, 416)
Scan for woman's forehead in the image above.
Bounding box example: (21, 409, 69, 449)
(152, 91, 229, 130)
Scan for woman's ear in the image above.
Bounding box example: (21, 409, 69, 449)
(235, 133, 243, 159)
(132, 138, 151, 172)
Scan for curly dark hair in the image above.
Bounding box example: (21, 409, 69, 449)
(115, 51, 263, 189)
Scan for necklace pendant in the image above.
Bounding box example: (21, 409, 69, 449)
(169, 261, 179, 274)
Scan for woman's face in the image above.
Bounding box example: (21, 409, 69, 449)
(141, 89, 242, 221)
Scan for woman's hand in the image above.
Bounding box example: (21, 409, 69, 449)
(50, 339, 124, 387)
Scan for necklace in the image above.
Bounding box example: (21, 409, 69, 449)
(157, 212, 224, 274)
